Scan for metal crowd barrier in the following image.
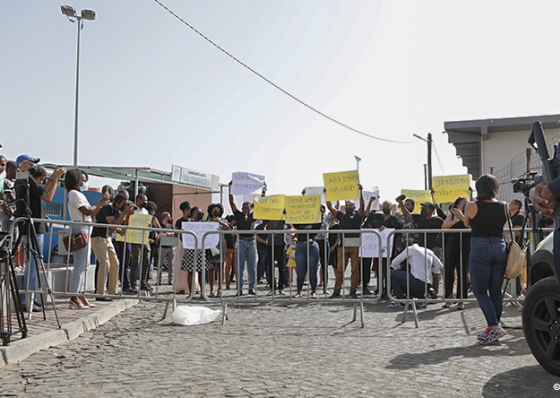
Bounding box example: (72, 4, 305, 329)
(7, 217, 540, 329)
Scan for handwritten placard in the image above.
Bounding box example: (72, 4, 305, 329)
(122, 214, 152, 245)
(181, 222, 219, 249)
(253, 195, 285, 221)
(285, 195, 321, 224)
(323, 170, 360, 202)
(432, 174, 471, 203)
(353, 188, 379, 210)
(360, 228, 394, 258)
(230, 172, 265, 195)
(400, 189, 433, 213)
(304, 186, 326, 203)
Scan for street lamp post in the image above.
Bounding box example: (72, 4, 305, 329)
(355, 155, 361, 171)
(61, 5, 96, 167)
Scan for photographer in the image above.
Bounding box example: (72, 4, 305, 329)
(15, 154, 65, 311)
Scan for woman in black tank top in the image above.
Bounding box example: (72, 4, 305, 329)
(464, 174, 508, 345)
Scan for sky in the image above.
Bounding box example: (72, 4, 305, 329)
(2, 0, 560, 207)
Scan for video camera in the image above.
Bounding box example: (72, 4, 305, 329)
(511, 172, 541, 196)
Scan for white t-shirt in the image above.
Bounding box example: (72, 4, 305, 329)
(68, 190, 92, 223)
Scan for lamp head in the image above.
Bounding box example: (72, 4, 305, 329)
(81, 9, 96, 21)
(60, 5, 77, 17)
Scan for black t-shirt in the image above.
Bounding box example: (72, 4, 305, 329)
(233, 209, 254, 238)
(174, 217, 188, 241)
(412, 214, 443, 249)
(335, 211, 363, 242)
(364, 213, 402, 230)
(91, 203, 117, 238)
(255, 223, 267, 250)
(266, 220, 285, 246)
(15, 177, 47, 235)
(510, 212, 525, 228)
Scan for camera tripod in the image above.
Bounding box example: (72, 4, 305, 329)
(0, 231, 27, 346)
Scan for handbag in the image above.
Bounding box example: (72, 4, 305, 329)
(504, 204, 527, 280)
(63, 199, 88, 253)
(63, 230, 88, 252)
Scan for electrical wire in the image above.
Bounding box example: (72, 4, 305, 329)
(432, 142, 445, 174)
(152, 0, 416, 144)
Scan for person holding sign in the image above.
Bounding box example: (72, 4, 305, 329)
(179, 206, 212, 297)
(129, 194, 153, 292)
(229, 180, 261, 296)
(326, 184, 368, 299)
(363, 199, 400, 296)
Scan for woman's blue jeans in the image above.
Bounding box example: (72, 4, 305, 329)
(295, 241, 319, 292)
(69, 226, 89, 293)
(469, 237, 507, 327)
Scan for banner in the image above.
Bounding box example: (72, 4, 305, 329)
(432, 174, 471, 203)
(400, 189, 433, 213)
(123, 214, 152, 245)
(285, 195, 321, 224)
(181, 222, 219, 249)
(253, 195, 285, 220)
(231, 172, 265, 195)
(323, 170, 360, 202)
(360, 228, 394, 258)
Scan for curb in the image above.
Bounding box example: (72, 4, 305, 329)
(0, 299, 138, 367)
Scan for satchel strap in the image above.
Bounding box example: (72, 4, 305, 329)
(504, 203, 515, 242)
(504, 201, 527, 247)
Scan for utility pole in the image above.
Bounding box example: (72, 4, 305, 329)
(414, 133, 433, 190)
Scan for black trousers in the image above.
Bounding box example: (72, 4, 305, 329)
(444, 243, 469, 299)
(267, 245, 286, 290)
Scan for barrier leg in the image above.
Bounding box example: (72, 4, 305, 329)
(360, 300, 364, 328)
(401, 302, 408, 324)
(352, 302, 357, 323)
(222, 301, 227, 324)
(162, 300, 170, 320)
(411, 300, 419, 328)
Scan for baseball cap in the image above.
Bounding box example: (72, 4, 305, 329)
(420, 202, 435, 210)
(16, 154, 40, 168)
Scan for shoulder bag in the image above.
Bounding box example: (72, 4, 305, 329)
(503, 203, 526, 280)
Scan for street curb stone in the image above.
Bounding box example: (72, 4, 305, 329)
(0, 298, 138, 367)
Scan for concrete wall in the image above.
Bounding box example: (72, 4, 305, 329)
(482, 127, 560, 174)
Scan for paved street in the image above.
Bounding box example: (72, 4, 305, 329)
(0, 293, 558, 398)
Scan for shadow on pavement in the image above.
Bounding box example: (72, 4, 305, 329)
(481, 365, 559, 398)
(386, 335, 533, 370)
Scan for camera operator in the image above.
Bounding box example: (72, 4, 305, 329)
(15, 154, 65, 311)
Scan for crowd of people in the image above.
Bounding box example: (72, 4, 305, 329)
(0, 154, 531, 345)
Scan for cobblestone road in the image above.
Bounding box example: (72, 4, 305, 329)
(0, 295, 558, 398)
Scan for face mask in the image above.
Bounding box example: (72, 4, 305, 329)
(382, 208, 391, 215)
(345, 207, 354, 215)
(140, 202, 147, 208)
(420, 209, 428, 217)
(212, 209, 221, 217)
(80, 184, 88, 192)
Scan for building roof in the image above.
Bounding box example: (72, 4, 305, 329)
(444, 114, 560, 178)
(42, 164, 223, 193)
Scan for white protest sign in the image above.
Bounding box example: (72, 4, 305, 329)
(304, 186, 326, 203)
(181, 222, 219, 250)
(231, 172, 265, 195)
(360, 228, 394, 258)
(352, 188, 379, 210)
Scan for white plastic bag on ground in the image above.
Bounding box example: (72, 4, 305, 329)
(172, 305, 222, 325)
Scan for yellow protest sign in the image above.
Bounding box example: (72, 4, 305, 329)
(323, 170, 360, 201)
(432, 174, 471, 203)
(285, 195, 321, 224)
(122, 213, 152, 244)
(400, 189, 433, 213)
(253, 195, 285, 220)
